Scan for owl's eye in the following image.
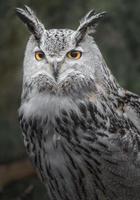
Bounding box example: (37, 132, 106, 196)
(35, 51, 45, 61)
(67, 50, 82, 60)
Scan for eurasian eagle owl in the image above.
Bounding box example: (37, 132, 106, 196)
(16, 6, 140, 200)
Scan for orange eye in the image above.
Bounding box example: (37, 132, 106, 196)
(67, 50, 82, 60)
(35, 51, 45, 61)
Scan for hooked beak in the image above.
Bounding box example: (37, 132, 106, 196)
(51, 61, 59, 81)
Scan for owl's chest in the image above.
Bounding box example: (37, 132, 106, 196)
(20, 100, 107, 200)
(21, 94, 108, 146)
(19, 94, 112, 160)
(19, 95, 140, 200)
(20, 94, 106, 166)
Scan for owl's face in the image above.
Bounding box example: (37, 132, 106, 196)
(24, 29, 103, 90)
(16, 6, 111, 98)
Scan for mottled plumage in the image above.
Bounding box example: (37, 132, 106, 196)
(17, 6, 140, 200)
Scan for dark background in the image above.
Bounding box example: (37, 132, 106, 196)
(0, 0, 140, 199)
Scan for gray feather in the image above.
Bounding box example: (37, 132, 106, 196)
(74, 10, 107, 44)
(16, 5, 45, 40)
(17, 6, 140, 200)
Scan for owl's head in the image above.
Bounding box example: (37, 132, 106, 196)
(16, 6, 119, 100)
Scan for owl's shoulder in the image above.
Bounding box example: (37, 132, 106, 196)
(124, 90, 140, 109)
(123, 90, 140, 131)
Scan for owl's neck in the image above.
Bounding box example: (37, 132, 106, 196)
(20, 80, 125, 128)
(21, 70, 122, 105)
(95, 57, 121, 95)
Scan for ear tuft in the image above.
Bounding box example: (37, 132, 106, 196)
(74, 9, 107, 44)
(16, 5, 45, 40)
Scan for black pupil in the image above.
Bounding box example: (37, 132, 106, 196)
(70, 51, 79, 58)
(38, 52, 44, 58)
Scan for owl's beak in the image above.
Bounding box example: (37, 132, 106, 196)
(51, 61, 59, 81)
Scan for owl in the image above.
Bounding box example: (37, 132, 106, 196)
(16, 6, 140, 200)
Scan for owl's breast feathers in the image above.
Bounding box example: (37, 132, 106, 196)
(19, 90, 140, 200)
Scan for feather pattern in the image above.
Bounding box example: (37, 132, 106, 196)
(19, 90, 140, 200)
(74, 10, 107, 44)
(16, 5, 45, 40)
(17, 6, 140, 200)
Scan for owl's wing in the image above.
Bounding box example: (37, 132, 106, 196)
(87, 91, 140, 189)
(87, 90, 140, 158)
(124, 90, 140, 132)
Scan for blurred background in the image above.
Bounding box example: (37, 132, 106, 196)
(0, 0, 140, 199)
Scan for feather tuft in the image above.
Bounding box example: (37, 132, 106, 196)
(16, 5, 45, 40)
(74, 10, 107, 44)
